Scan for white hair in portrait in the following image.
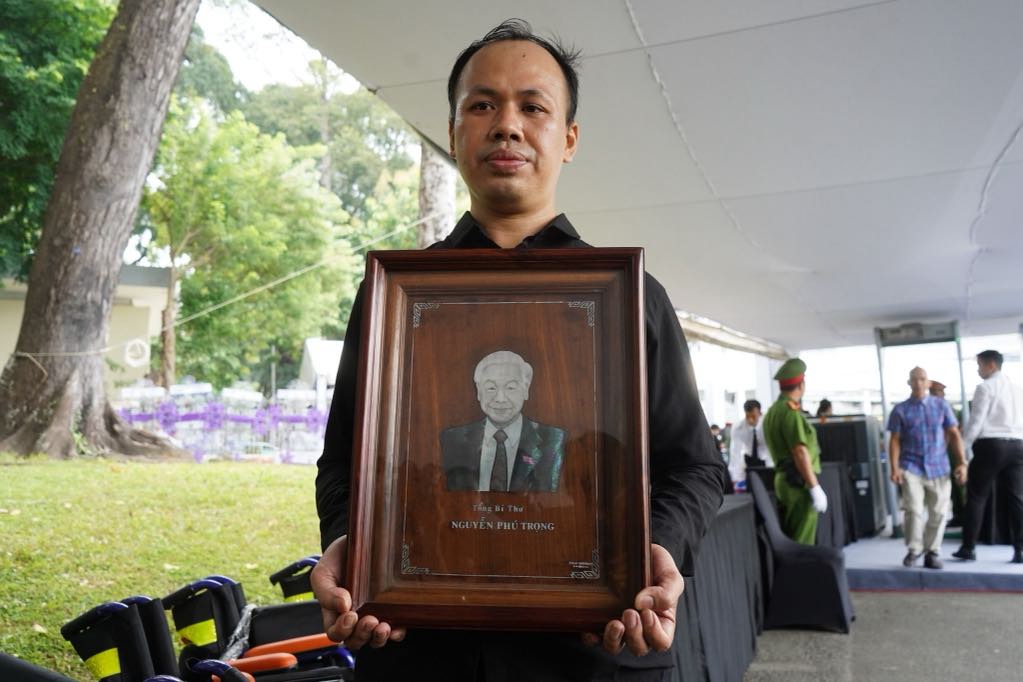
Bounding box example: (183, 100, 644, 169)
(473, 350, 533, 388)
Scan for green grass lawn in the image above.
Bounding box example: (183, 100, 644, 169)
(0, 457, 321, 679)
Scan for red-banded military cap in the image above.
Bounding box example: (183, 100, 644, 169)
(774, 358, 806, 389)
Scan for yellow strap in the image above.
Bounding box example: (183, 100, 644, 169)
(283, 591, 314, 603)
(84, 647, 120, 680)
(178, 617, 218, 647)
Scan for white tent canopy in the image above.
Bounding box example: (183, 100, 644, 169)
(256, 0, 1023, 352)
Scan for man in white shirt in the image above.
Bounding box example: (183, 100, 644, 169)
(953, 350, 1023, 564)
(729, 399, 773, 490)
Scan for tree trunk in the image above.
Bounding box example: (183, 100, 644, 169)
(417, 140, 456, 248)
(160, 266, 178, 388)
(0, 0, 200, 458)
(316, 59, 332, 190)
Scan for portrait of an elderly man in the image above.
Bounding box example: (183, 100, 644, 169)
(440, 350, 567, 492)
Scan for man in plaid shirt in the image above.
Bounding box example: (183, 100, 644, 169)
(888, 367, 968, 569)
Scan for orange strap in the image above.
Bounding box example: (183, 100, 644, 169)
(212, 673, 254, 682)
(244, 632, 336, 658)
(227, 652, 297, 673)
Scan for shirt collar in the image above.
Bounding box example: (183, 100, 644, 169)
(446, 212, 581, 249)
(484, 414, 524, 442)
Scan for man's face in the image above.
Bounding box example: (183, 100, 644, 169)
(449, 40, 579, 216)
(477, 362, 529, 427)
(745, 408, 761, 425)
(908, 368, 930, 398)
(977, 359, 997, 379)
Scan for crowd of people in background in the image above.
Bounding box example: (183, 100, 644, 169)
(713, 349, 1023, 568)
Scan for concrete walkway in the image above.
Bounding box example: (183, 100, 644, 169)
(744, 591, 1023, 681)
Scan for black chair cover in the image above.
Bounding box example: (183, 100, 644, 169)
(123, 596, 178, 677)
(747, 464, 857, 549)
(60, 602, 154, 682)
(163, 578, 246, 681)
(748, 475, 854, 633)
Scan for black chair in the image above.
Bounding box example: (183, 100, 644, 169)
(747, 474, 854, 633)
(61, 601, 160, 682)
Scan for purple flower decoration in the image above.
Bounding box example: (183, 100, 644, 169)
(155, 400, 179, 435)
(253, 408, 271, 437)
(305, 408, 325, 433)
(203, 402, 226, 431)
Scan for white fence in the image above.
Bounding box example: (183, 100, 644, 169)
(115, 384, 331, 464)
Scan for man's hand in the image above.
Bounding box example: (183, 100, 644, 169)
(310, 536, 406, 650)
(809, 484, 828, 514)
(890, 468, 904, 486)
(954, 463, 968, 485)
(581, 544, 683, 656)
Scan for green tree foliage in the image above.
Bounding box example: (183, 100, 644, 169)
(174, 24, 248, 116)
(323, 166, 419, 339)
(0, 0, 115, 280)
(144, 98, 356, 390)
(243, 68, 415, 222)
(243, 64, 423, 335)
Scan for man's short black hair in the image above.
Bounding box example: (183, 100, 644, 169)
(977, 349, 1004, 368)
(743, 399, 761, 413)
(447, 18, 581, 124)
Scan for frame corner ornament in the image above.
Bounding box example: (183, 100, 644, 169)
(401, 543, 430, 575)
(412, 301, 441, 328)
(568, 549, 600, 579)
(567, 300, 596, 327)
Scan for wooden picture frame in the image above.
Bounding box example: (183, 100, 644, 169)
(345, 248, 650, 631)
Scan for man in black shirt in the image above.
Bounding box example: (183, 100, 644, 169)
(312, 19, 726, 681)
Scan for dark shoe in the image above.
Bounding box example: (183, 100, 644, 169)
(952, 546, 976, 561)
(902, 551, 920, 567)
(924, 552, 943, 569)
(1011, 550, 1023, 564)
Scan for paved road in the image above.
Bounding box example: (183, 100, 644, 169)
(744, 591, 1023, 681)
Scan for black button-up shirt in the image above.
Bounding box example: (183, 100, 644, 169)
(315, 212, 726, 679)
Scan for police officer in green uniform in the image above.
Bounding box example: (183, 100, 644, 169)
(762, 358, 828, 544)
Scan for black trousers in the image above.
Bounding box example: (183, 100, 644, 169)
(961, 437, 1023, 550)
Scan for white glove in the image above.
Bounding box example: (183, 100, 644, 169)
(809, 484, 828, 514)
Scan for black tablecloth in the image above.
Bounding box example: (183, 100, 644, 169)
(672, 495, 761, 682)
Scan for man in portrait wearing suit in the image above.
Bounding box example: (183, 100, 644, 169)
(441, 350, 567, 492)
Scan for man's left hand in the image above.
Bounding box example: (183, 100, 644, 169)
(581, 543, 684, 656)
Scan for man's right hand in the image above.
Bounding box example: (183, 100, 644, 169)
(890, 468, 904, 486)
(311, 535, 407, 649)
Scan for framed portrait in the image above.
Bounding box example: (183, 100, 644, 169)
(345, 248, 650, 631)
